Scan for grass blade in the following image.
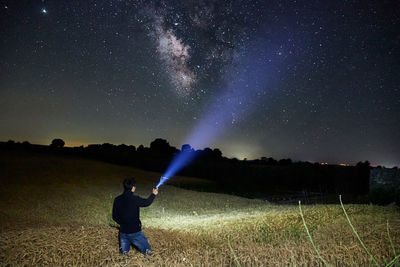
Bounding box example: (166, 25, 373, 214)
(387, 220, 397, 257)
(299, 201, 330, 267)
(386, 254, 400, 267)
(227, 236, 242, 267)
(339, 195, 380, 267)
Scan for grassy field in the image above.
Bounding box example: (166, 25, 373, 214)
(0, 151, 399, 266)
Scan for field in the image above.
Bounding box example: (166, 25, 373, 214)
(1, 151, 399, 266)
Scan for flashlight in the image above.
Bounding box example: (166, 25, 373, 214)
(156, 176, 168, 188)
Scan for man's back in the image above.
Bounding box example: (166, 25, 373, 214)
(112, 190, 155, 234)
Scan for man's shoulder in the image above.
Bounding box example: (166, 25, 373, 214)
(114, 192, 138, 201)
(114, 193, 126, 201)
(131, 194, 142, 200)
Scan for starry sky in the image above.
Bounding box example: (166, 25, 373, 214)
(1, 0, 399, 167)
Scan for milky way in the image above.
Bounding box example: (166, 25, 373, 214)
(138, 0, 255, 97)
(153, 15, 196, 96)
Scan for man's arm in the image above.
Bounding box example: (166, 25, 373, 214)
(137, 188, 158, 207)
(112, 199, 120, 224)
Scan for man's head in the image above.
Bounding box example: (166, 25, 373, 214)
(123, 178, 136, 192)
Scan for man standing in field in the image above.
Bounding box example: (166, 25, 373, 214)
(112, 178, 158, 255)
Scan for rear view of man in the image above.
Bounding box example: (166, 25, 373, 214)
(112, 178, 158, 255)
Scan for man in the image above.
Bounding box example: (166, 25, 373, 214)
(112, 178, 158, 255)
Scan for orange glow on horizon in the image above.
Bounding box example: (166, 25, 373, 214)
(65, 141, 89, 148)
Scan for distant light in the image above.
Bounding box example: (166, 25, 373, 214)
(41, 8, 47, 14)
(339, 163, 349, 167)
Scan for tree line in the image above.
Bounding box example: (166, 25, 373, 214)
(1, 138, 371, 196)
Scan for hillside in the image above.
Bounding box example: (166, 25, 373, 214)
(0, 151, 399, 266)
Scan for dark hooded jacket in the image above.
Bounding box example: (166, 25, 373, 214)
(112, 190, 156, 233)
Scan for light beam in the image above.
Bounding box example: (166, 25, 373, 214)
(157, 30, 290, 188)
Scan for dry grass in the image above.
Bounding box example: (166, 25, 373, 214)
(1, 151, 400, 266)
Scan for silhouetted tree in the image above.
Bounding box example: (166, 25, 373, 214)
(356, 161, 370, 168)
(137, 144, 145, 153)
(181, 144, 193, 153)
(5, 140, 16, 148)
(150, 138, 175, 155)
(355, 160, 370, 193)
(22, 141, 31, 148)
(203, 147, 213, 155)
(101, 143, 114, 149)
(50, 138, 65, 148)
(212, 148, 222, 158)
(266, 157, 278, 165)
(279, 158, 292, 166)
(118, 144, 128, 150)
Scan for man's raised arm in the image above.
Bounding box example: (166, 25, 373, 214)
(137, 188, 158, 207)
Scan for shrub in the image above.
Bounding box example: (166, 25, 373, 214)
(368, 187, 399, 206)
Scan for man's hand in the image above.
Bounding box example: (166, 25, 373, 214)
(152, 188, 158, 195)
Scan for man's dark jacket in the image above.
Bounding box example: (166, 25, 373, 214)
(112, 190, 156, 234)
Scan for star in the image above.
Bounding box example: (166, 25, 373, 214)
(41, 8, 47, 14)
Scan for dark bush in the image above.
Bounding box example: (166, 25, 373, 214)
(368, 187, 399, 206)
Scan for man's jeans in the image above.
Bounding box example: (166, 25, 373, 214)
(119, 231, 152, 254)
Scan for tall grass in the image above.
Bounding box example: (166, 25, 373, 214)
(339, 195, 380, 266)
(299, 200, 330, 266)
(387, 220, 397, 257)
(227, 236, 242, 267)
(298, 195, 400, 267)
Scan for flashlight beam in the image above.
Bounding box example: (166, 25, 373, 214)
(159, 27, 290, 188)
(157, 149, 197, 188)
(156, 176, 168, 188)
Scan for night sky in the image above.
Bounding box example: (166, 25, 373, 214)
(1, 0, 399, 166)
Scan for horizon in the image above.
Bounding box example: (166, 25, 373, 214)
(2, 138, 397, 168)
